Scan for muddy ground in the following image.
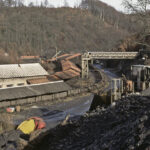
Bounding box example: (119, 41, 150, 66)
(24, 95, 150, 150)
(0, 94, 94, 150)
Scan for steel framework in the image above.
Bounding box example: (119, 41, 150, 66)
(82, 52, 139, 78)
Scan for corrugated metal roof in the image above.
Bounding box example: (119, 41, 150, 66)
(27, 77, 49, 84)
(55, 72, 71, 80)
(61, 60, 81, 72)
(0, 63, 49, 79)
(63, 69, 80, 77)
(20, 56, 40, 59)
(48, 75, 60, 81)
(48, 54, 71, 62)
(0, 81, 72, 101)
(54, 69, 80, 80)
(65, 53, 81, 60)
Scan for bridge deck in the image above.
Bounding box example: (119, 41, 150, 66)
(84, 52, 139, 59)
(82, 51, 139, 78)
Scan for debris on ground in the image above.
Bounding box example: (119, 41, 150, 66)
(6, 107, 15, 113)
(17, 117, 46, 135)
(0, 117, 46, 150)
(60, 114, 70, 126)
(25, 96, 150, 150)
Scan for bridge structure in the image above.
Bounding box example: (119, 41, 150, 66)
(82, 52, 139, 78)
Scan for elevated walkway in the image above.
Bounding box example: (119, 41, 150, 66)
(85, 52, 138, 59)
(82, 52, 139, 78)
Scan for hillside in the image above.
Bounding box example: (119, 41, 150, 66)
(82, 0, 150, 53)
(0, 4, 136, 63)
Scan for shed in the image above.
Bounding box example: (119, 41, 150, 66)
(0, 81, 71, 101)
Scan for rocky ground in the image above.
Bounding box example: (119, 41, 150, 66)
(24, 95, 150, 150)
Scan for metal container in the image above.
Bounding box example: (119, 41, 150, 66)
(131, 65, 146, 81)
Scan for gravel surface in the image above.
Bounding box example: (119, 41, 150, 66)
(25, 96, 150, 150)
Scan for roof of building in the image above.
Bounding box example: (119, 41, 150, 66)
(27, 77, 49, 84)
(54, 69, 80, 80)
(48, 54, 71, 62)
(61, 60, 81, 72)
(55, 71, 71, 80)
(0, 81, 72, 101)
(20, 56, 40, 59)
(48, 75, 60, 81)
(0, 63, 49, 79)
(65, 53, 81, 60)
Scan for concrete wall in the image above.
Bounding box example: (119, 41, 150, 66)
(0, 76, 46, 88)
(0, 87, 88, 108)
(0, 82, 104, 108)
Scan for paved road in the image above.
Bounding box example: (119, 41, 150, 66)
(94, 64, 120, 92)
(94, 64, 118, 79)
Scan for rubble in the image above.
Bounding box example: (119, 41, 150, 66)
(25, 95, 150, 150)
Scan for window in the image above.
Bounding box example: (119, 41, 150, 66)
(7, 84, 13, 87)
(17, 83, 24, 86)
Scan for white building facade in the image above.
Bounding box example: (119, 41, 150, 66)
(0, 63, 49, 88)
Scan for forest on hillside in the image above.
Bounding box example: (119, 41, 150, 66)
(0, 0, 143, 63)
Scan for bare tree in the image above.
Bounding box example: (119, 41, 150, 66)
(44, 0, 48, 7)
(123, 0, 150, 34)
(0, 0, 5, 7)
(28, 2, 34, 7)
(17, 0, 24, 7)
(64, 0, 69, 7)
(3, 0, 15, 7)
(40, 1, 44, 7)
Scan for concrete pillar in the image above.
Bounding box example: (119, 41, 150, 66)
(137, 71, 141, 91)
(111, 79, 122, 102)
(142, 82, 146, 91)
(82, 58, 89, 78)
(114, 79, 117, 101)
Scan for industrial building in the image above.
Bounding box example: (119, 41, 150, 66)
(0, 63, 49, 88)
(131, 65, 150, 91)
(0, 81, 71, 102)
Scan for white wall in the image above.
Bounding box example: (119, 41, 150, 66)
(0, 76, 47, 88)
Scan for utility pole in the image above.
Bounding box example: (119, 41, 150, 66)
(55, 46, 58, 61)
(54, 34, 58, 61)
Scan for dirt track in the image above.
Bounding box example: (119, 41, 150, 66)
(25, 95, 150, 150)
